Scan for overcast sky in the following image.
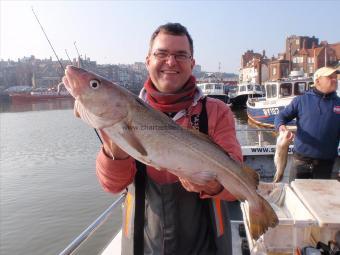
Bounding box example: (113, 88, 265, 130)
(1, 1, 339, 73)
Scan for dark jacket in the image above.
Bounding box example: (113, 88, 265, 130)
(275, 88, 340, 160)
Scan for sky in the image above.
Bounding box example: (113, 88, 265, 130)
(0, 1, 339, 73)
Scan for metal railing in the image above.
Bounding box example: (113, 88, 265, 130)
(59, 192, 126, 255)
(236, 128, 277, 146)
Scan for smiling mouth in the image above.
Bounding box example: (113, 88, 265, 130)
(161, 70, 179, 74)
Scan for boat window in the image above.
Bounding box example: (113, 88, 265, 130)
(266, 85, 271, 98)
(229, 87, 236, 95)
(272, 85, 277, 97)
(266, 84, 277, 98)
(215, 84, 222, 90)
(240, 86, 246, 92)
(255, 85, 262, 91)
(294, 82, 307, 95)
(247, 84, 253, 91)
(205, 84, 213, 89)
(280, 83, 292, 97)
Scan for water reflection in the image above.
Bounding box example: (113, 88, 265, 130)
(0, 98, 74, 113)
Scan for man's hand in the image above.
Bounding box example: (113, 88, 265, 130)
(278, 125, 295, 140)
(179, 177, 223, 196)
(278, 125, 288, 132)
(99, 129, 130, 160)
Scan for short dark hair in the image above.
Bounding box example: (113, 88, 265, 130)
(149, 23, 194, 56)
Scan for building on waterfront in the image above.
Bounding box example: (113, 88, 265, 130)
(0, 56, 149, 94)
(243, 35, 340, 81)
(193, 65, 202, 78)
(268, 58, 290, 81)
(239, 50, 269, 84)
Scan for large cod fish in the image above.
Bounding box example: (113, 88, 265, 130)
(63, 65, 278, 240)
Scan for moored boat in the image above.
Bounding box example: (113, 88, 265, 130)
(247, 77, 313, 128)
(197, 82, 229, 103)
(229, 83, 264, 107)
(9, 90, 72, 101)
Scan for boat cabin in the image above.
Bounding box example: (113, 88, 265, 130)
(197, 83, 225, 96)
(197, 83, 229, 103)
(264, 78, 314, 100)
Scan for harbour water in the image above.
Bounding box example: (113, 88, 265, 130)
(0, 98, 275, 255)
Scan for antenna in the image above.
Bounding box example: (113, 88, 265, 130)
(218, 62, 222, 82)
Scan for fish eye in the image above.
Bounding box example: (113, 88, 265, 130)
(89, 79, 100, 89)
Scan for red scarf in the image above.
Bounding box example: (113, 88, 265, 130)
(144, 76, 197, 113)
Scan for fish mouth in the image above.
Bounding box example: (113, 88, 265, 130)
(62, 66, 84, 98)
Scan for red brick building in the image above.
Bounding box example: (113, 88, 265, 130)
(268, 59, 290, 81)
(239, 50, 269, 84)
(266, 35, 340, 81)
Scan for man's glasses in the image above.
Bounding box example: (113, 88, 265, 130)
(153, 51, 192, 62)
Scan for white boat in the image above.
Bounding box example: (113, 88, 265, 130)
(197, 82, 229, 103)
(229, 83, 264, 107)
(247, 76, 313, 128)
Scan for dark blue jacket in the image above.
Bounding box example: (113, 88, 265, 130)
(275, 89, 340, 160)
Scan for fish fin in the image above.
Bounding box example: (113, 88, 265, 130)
(119, 123, 147, 156)
(74, 100, 81, 118)
(247, 195, 279, 240)
(187, 171, 217, 185)
(242, 165, 260, 188)
(74, 107, 80, 118)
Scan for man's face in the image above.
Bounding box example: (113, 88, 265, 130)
(146, 32, 195, 93)
(317, 73, 338, 93)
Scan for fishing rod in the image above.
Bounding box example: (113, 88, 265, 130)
(31, 7, 65, 73)
(65, 49, 72, 62)
(74, 41, 85, 68)
(31, 7, 103, 145)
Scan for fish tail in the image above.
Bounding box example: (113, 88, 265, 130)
(242, 165, 260, 188)
(247, 195, 279, 240)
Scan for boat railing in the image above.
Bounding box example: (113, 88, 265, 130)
(236, 128, 276, 147)
(58, 192, 126, 255)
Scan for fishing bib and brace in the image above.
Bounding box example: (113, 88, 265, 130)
(121, 97, 232, 255)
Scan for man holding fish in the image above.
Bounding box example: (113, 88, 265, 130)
(98, 22, 240, 255)
(275, 66, 340, 181)
(63, 23, 278, 254)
